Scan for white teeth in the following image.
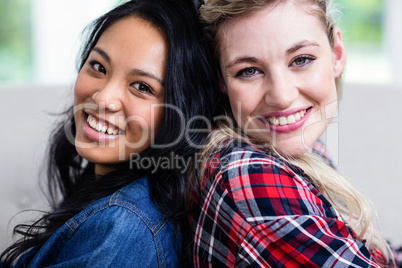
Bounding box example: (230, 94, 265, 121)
(287, 115, 295, 124)
(86, 114, 122, 135)
(265, 109, 307, 126)
(269, 117, 279, 125)
(89, 118, 97, 129)
(279, 117, 287, 125)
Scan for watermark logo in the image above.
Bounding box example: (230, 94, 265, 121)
(67, 100, 340, 166)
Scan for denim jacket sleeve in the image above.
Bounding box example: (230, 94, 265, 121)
(25, 177, 181, 268)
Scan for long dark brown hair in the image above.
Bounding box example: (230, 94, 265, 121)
(1, 0, 219, 266)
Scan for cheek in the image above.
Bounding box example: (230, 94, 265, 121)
(74, 73, 93, 104)
(125, 105, 164, 140)
(228, 86, 263, 130)
(150, 106, 164, 136)
(228, 85, 252, 116)
(228, 91, 246, 125)
(317, 81, 338, 106)
(304, 68, 338, 104)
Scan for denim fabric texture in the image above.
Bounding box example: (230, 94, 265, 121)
(20, 176, 181, 268)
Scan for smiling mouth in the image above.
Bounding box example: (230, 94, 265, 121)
(262, 108, 309, 126)
(87, 114, 125, 135)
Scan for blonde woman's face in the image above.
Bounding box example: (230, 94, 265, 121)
(218, 2, 346, 156)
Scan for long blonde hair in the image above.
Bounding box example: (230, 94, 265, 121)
(200, 0, 391, 261)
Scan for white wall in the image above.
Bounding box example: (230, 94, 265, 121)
(0, 86, 71, 251)
(337, 83, 402, 244)
(385, 0, 402, 86)
(20, 0, 402, 87)
(30, 0, 119, 85)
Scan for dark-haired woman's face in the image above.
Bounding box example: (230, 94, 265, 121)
(73, 16, 167, 175)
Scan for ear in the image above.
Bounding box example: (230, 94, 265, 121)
(332, 27, 347, 78)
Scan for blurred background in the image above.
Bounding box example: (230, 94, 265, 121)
(1, 0, 401, 250)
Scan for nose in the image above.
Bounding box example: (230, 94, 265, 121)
(264, 68, 298, 109)
(91, 79, 123, 112)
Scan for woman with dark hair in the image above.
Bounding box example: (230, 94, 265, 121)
(0, 0, 218, 267)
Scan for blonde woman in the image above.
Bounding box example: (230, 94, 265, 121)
(191, 0, 399, 267)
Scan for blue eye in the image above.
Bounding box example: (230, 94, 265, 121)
(290, 55, 315, 67)
(236, 67, 260, 77)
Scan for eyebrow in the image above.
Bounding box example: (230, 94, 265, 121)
(225, 40, 320, 71)
(129, 69, 164, 85)
(225, 56, 259, 71)
(287, 40, 320, 54)
(91, 47, 164, 85)
(92, 47, 111, 64)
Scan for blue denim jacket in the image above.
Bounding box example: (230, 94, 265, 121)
(21, 177, 181, 267)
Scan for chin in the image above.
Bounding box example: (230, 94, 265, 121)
(75, 144, 121, 165)
(273, 137, 313, 157)
(278, 146, 308, 157)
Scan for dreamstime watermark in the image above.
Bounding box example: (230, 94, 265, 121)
(65, 100, 340, 165)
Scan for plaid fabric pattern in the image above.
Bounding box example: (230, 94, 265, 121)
(192, 139, 382, 267)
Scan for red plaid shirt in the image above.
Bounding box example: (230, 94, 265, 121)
(191, 139, 385, 267)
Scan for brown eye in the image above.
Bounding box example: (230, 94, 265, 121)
(94, 63, 106, 74)
(133, 82, 153, 95)
(89, 60, 106, 74)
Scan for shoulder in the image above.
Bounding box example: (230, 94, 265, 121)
(206, 139, 310, 190)
(69, 177, 169, 234)
(211, 139, 301, 175)
(202, 139, 333, 219)
(30, 177, 181, 267)
(193, 141, 378, 267)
